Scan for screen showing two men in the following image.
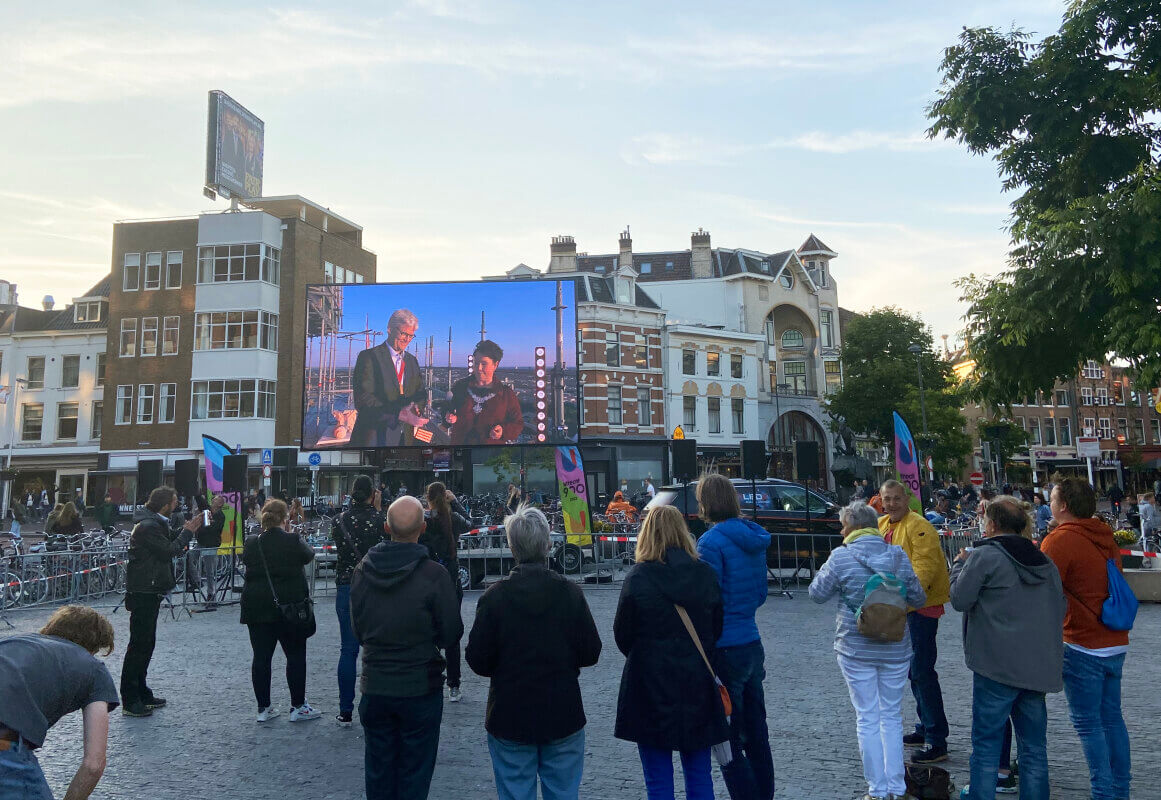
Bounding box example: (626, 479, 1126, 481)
(302, 280, 579, 450)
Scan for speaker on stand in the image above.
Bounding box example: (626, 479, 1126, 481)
(740, 440, 766, 522)
(136, 460, 163, 504)
(671, 439, 698, 523)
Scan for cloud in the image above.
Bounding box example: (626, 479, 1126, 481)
(622, 129, 949, 165)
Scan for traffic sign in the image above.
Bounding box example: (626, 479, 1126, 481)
(261, 448, 273, 465)
(969, 471, 984, 487)
(262, 465, 271, 479)
(308, 453, 321, 466)
(672, 426, 685, 440)
(1077, 436, 1101, 459)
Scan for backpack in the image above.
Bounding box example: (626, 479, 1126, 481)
(1064, 536, 1138, 632)
(841, 546, 909, 642)
(905, 764, 954, 799)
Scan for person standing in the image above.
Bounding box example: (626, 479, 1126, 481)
(120, 487, 197, 718)
(878, 479, 951, 764)
(950, 496, 1065, 800)
(810, 501, 926, 800)
(348, 308, 429, 447)
(1106, 483, 1124, 518)
(421, 482, 470, 703)
(1139, 492, 1156, 543)
(694, 473, 775, 800)
(241, 499, 320, 724)
(94, 495, 119, 534)
(351, 495, 462, 800)
(331, 475, 388, 727)
(195, 496, 226, 608)
(0, 606, 120, 800)
(1033, 494, 1052, 536)
(644, 477, 657, 501)
(614, 505, 727, 800)
(466, 505, 602, 800)
(9, 495, 27, 539)
(1041, 478, 1132, 800)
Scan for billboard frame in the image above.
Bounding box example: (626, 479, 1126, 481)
(204, 90, 265, 201)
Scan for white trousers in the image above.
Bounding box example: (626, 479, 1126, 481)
(837, 654, 910, 798)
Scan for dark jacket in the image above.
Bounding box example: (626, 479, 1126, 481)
(45, 515, 83, 537)
(613, 548, 729, 751)
(126, 509, 191, 595)
(93, 502, 118, 529)
(695, 517, 771, 648)
(349, 344, 426, 447)
(196, 509, 226, 549)
(419, 509, 470, 581)
(240, 527, 314, 626)
(466, 562, 602, 744)
(332, 502, 388, 586)
(350, 540, 462, 697)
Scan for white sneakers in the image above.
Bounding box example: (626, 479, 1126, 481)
(449, 686, 462, 703)
(257, 706, 281, 723)
(289, 703, 322, 722)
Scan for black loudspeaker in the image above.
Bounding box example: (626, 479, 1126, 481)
(137, 460, 163, 503)
(741, 440, 766, 480)
(222, 455, 249, 493)
(273, 448, 297, 499)
(174, 459, 200, 498)
(795, 441, 820, 481)
(672, 439, 698, 481)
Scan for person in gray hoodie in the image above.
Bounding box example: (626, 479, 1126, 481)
(950, 495, 1065, 800)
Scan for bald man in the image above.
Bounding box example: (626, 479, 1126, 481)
(350, 495, 461, 800)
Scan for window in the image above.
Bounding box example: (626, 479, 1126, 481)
(730, 354, 743, 379)
(824, 360, 842, 394)
(123, 253, 140, 291)
(758, 285, 769, 300)
(708, 397, 721, 433)
(1135, 419, 1146, 445)
(665, 261, 674, 271)
(26, 357, 44, 389)
(115, 386, 133, 424)
(1098, 418, 1112, 439)
(820, 310, 834, 348)
(605, 331, 620, 367)
(144, 252, 161, 290)
(21, 404, 42, 441)
(784, 361, 807, 393)
(57, 402, 78, 440)
(324, 262, 334, 283)
(1082, 360, 1103, 379)
(166, 251, 183, 288)
(781, 329, 804, 349)
(137, 385, 155, 424)
(1113, 383, 1125, 405)
(1043, 418, 1056, 446)
(639, 262, 651, 274)
(1153, 419, 1161, 445)
(634, 337, 647, 369)
(1035, 390, 1045, 406)
(1029, 417, 1041, 445)
(61, 355, 80, 388)
(74, 301, 102, 323)
(817, 262, 829, 288)
(159, 383, 176, 423)
(197, 244, 281, 284)
(1059, 417, 1071, 445)
(95, 353, 106, 387)
(637, 386, 651, 426)
(1117, 418, 1129, 442)
(190, 380, 276, 420)
(682, 349, 696, 375)
(193, 311, 278, 351)
(1015, 416, 1026, 432)
(768, 361, 778, 392)
(608, 385, 623, 426)
(162, 316, 180, 356)
(1096, 387, 1108, 406)
(707, 351, 720, 376)
(1055, 389, 1069, 406)
(141, 317, 158, 357)
(778, 271, 793, 289)
(732, 398, 745, 434)
(120, 319, 137, 357)
(1082, 417, 1095, 436)
(1080, 387, 1093, 405)
(91, 401, 103, 440)
(683, 396, 697, 430)
(764, 319, 776, 345)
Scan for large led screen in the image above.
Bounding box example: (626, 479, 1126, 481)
(303, 280, 579, 450)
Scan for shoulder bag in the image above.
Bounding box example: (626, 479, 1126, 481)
(1061, 534, 1137, 632)
(255, 531, 316, 634)
(673, 603, 733, 766)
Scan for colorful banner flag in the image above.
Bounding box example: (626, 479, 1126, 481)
(555, 445, 592, 545)
(201, 435, 242, 550)
(892, 411, 923, 511)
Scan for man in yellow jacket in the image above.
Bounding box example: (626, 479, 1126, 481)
(879, 479, 951, 764)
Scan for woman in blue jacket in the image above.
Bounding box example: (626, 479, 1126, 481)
(694, 473, 775, 800)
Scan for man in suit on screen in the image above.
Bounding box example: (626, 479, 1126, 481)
(348, 309, 428, 447)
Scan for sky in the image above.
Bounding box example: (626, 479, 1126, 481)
(0, 0, 1070, 348)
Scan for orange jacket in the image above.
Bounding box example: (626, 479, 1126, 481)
(1041, 517, 1129, 650)
(605, 492, 637, 521)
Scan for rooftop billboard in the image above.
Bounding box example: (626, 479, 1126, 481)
(204, 90, 264, 200)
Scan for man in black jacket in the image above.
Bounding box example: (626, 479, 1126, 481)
(350, 495, 461, 800)
(194, 495, 227, 608)
(120, 487, 198, 718)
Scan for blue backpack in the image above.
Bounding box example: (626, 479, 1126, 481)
(1065, 537, 1138, 632)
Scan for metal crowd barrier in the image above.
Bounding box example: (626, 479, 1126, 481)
(2, 548, 129, 612)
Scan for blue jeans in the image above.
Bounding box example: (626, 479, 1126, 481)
(336, 584, 359, 714)
(1062, 648, 1131, 800)
(0, 738, 54, 800)
(638, 744, 713, 800)
(360, 690, 443, 800)
(907, 612, 949, 749)
(488, 728, 586, 800)
(966, 673, 1049, 800)
(711, 640, 775, 800)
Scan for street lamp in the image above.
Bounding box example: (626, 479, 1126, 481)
(908, 345, 932, 501)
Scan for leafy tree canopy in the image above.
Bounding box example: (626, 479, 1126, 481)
(928, 1, 1161, 405)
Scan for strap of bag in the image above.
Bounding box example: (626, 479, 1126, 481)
(1058, 528, 1116, 617)
(674, 604, 719, 681)
(253, 532, 282, 607)
(335, 510, 357, 551)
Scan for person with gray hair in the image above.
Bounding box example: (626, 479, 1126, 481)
(809, 501, 926, 800)
(466, 504, 602, 800)
(348, 307, 428, 447)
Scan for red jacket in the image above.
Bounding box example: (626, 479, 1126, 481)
(1041, 517, 1129, 650)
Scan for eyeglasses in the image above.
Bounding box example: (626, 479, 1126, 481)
(392, 328, 417, 341)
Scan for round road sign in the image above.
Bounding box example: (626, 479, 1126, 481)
(308, 452, 322, 466)
(970, 472, 985, 487)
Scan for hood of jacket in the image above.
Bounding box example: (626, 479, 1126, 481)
(132, 507, 166, 526)
(1054, 517, 1119, 559)
(358, 540, 429, 592)
(637, 548, 711, 607)
(612, 491, 625, 501)
(710, 517, 771, 554)
(846, 533, 905, 574)
(980, 535, 1053, 585)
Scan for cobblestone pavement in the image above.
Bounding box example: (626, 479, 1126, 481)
(4, 585, 1159, 800)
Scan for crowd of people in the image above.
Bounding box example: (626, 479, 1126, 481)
(0, 472, 1140, 800)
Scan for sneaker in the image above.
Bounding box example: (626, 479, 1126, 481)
(903, 731, 926, 747)
(289, 703, 321, 722)
(256, 706, 281, 723)
(863, 795, 887, 800)
(335, 711, 353, 728)
(910, 746, 948, 764)
(143, 696, 167, 710)
(449, 686, 462, 703)
(996, 773, 1018, 794)
(122, 702, 153, 718)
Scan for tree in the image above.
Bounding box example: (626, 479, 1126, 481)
(826, 307, 972, 474)
(977, 417, 1030, 484)
(928, 1, 1161, 406)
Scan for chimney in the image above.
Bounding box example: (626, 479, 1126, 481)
(941, 334, 950, 357)
(548, 235, 577, 273)
(0, 281, 15, 306)
(42, 295, 54, 311)
(619, 227, 633, 270)
(691, 228, 712, 279)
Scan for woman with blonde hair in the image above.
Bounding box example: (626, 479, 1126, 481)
(614, 505, 728, 799)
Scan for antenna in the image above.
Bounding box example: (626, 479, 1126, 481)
(480, 311, 486, 342)
(447, 326, 453, 393)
